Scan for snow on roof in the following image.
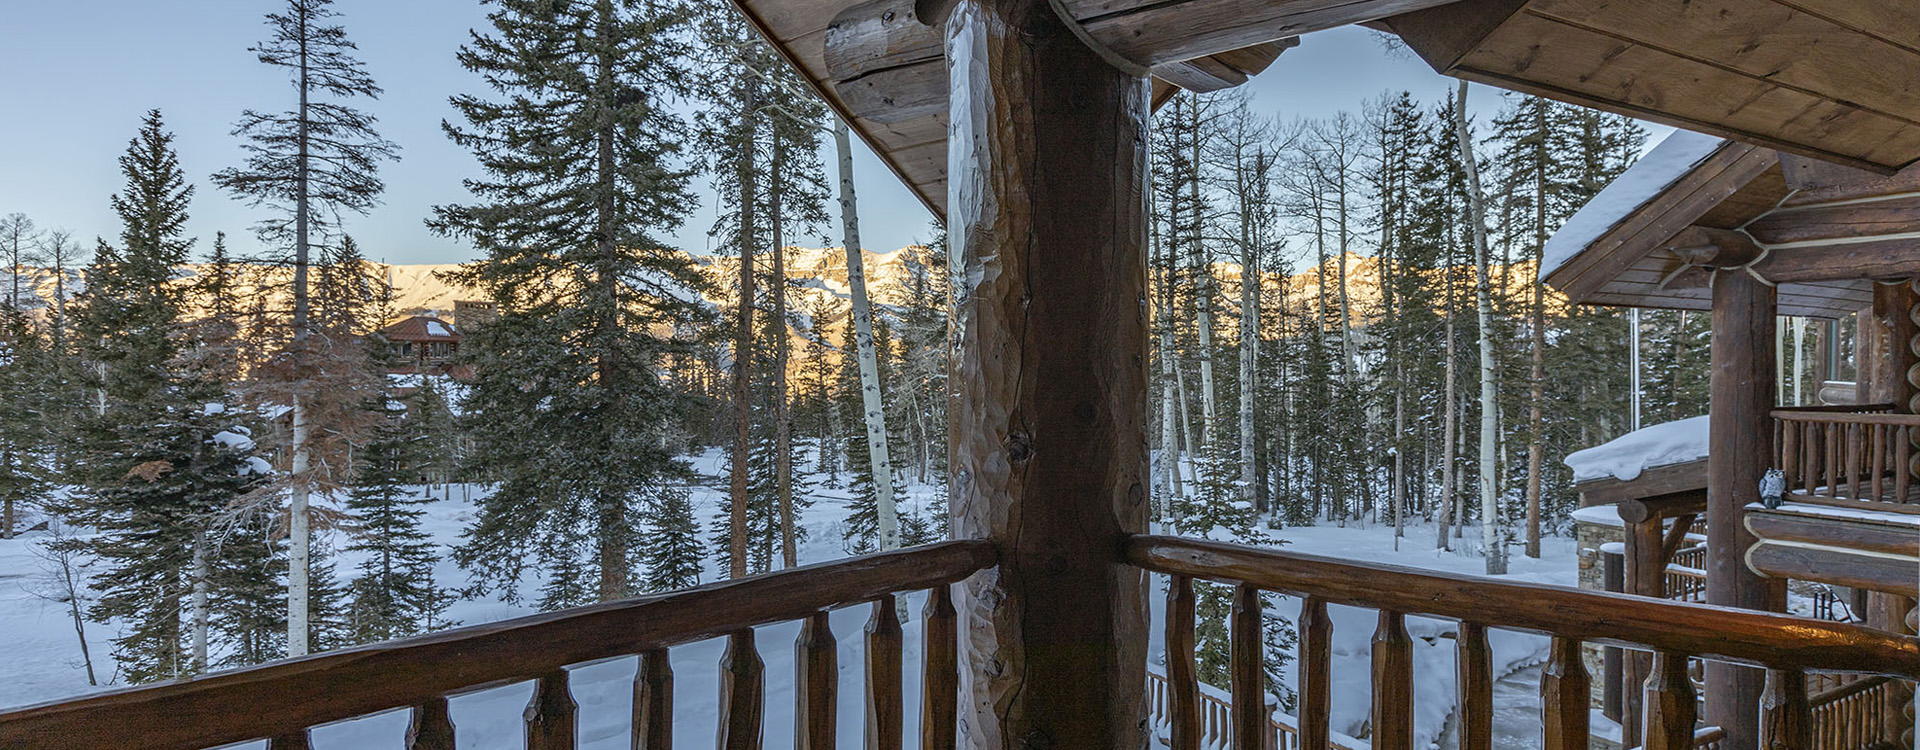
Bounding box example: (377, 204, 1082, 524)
(1541, 130, 1728, 278)
(1564, 415, 1709, 483)
(426, 319, 454, 337)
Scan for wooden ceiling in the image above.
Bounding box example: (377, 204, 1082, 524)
(737, 0, 1920, 231)
(730, 0, 1466, 217)
(1387, 0, 1920, 174)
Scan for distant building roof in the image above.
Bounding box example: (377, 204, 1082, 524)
(382, 315, 463, 343)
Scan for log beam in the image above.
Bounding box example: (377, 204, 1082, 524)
(941, 0, 1150, 747)
(1660, 229, 1920, 287)
(1705, 265, 1784, 750)
(825, 0, 1300, 125)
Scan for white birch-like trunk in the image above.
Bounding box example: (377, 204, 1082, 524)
(191, 529, 210, 672)
(288, 396, 311, 655)
(1189, 107, 1218, 443)
(1239, 240, 1258, 506)
(1792, 317, 1806, 405)
(1455, 81, 1507, 575)
(834, 119, 899, 550)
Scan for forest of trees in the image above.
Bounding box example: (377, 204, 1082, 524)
(0, 0, 1831, 689)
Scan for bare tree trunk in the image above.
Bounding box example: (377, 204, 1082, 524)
(1187, 101, 1218, 444)
(1524, 130, 1549, 560)
(1439, 271, 1457, 550)
(1456, 80, 1506, 575)
(728, 114, 757, 580)
(286, 12, 314, 658)
(772, 145, 797, 569)
(833, 118, 900, 550)
(190, 529, 210, 672)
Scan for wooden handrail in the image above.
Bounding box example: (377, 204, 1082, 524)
(1770, 409, 1920, 425)
(1808, 674, 1891, 707)
(1773, 403, 1898, 415)
(1127, 535, 1920, 678)
(0, 540, 997, 750)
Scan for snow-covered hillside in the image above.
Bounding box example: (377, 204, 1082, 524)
(0, 452, 1575, 749)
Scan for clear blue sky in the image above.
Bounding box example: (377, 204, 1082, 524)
(0, 2, 1667, 265)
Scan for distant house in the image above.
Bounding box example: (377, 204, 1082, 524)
(380, 315, 469, 377)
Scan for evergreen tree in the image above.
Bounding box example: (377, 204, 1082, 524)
(213, 0, 398, 656)
(68, 111, 267, 681)
(343, 391, 453, 645)
(641, 485, 704, 592)
(435, 0, 709, 607)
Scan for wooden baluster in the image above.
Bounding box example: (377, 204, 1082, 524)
(1371, 610, 1413, 750)
(921, 585, 959, 750)
(1872, 423, 1886, 501)
(407, 697, 456, 750)
(1297, 597, 1331, 750)
(1849, 423, 1862, 499)
(1826, 421, 1840, 499)
(1762, 668, 1811, 750)
(1540, 637, 1590, 750)
(525, 668, 576, 750)
(717, 629, 764, 750)
(1231, 583, 1266, 750)
(1169, 575, 1202, 750)
(1899, 426, 1912, 502)
(268, 730, 311, 750)
(796, 612, 836, 750)
(635, 649, 673, 750)
(866, 596, 903, 750)
(1783, 418, 1798, 487)
(1641, 651, 1696, 750)
(1456, 622, 1492, 750)
(1804, 422, 1818, 496)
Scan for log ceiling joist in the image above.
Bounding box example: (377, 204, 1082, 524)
(1385, 0, 1920, 174)
(736, 0, 1486, 218)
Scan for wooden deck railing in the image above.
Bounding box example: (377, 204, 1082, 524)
(0, 540, 997, 750)
(1774, 405, 1920, 512)
(1809, 675, 1895, 750)
(1145, 666, 1367, 750)
(1130, 535, 1920, 750)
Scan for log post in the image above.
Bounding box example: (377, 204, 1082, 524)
(1620, 517, 1662, 749)
(1706, 266, 1781, 750)
(940, 0, 1151, 747)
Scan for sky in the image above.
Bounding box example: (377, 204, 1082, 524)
(0, 1, 1670, 266)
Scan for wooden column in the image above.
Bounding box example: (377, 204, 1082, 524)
(1705, 268, 1781, 750)
(1867, 280, 1920, 750)
(942, 0, 1151, 746)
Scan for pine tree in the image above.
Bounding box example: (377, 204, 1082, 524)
(641, 485, 704, 592)
(343, 390, 453, 645)
(213, 0, 398, 656)
(68, 111, 267, 681)
(435, 0, 708, 607)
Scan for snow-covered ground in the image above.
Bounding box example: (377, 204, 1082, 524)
(0, 451, 1577, 749)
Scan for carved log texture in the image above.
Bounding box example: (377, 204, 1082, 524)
(1168, 575, 1202, 750)
(866, 597, 904, 750)
(1230, 583, 1266, 750)
(634, 649, 672, 750)
(1456, 622, 1492, 750)
(524, 669, 576, 750)
(944, 0, 1151, 745)
(717, 630, 765, 750)
(406, 698, 455, 750)
(1541, 637, 1590, 750)
(1642, 651, 1696, 750)
(796, 613, 837, 750)
(921, 585, 960, 750)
